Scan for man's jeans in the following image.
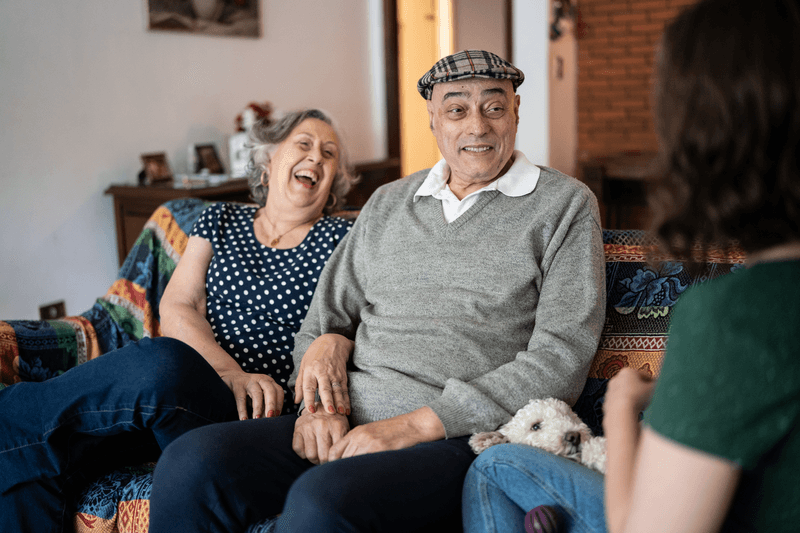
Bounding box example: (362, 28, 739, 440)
(149, 414, 477, 533)
(462, 443, 607, 533)
(0, 337, 236, 533)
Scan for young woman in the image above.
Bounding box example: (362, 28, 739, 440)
(463, 1, 800, 532)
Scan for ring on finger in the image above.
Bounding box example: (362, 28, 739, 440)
(331, 381, 342, 388)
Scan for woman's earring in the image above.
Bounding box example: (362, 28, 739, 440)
(326, 193, 338, 210)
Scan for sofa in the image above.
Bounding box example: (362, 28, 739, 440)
(0, 197, 745, 532)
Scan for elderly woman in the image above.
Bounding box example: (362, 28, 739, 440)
(0, 108, 358, 532)
(162, 108, 357, 420)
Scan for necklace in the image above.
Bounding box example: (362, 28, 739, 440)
(266, 214, 321, 247)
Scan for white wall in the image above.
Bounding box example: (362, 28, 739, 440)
(513, 0, 550, 166)
(0, 0, 386, 319)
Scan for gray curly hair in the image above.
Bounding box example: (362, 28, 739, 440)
(247, 109, 358, 214)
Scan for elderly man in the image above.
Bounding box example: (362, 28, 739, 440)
(149, 50, 605, 533)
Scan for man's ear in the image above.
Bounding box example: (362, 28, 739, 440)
(514, 94, 521, 125)
(426, 100, 436, 132)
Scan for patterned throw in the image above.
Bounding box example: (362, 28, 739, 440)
(1, 215, 744, 533)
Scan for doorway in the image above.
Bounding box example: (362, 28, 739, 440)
(380, 0, 513, 183)
(396, 0, 451, 176)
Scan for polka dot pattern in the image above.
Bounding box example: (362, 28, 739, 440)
(190, 202, 352, 408)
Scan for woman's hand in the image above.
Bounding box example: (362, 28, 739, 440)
(603, 367, 656, 425)
(219, 369, 285, 420)
(603, 367, 657, 533)
(292, 402, 350, 464)
(294, 333, 354, 415)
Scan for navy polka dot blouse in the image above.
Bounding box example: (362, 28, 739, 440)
(189, 202, 353, 409)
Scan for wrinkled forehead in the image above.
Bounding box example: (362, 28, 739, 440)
(291, 118, 340, 146)
(430, 78, 515, 105)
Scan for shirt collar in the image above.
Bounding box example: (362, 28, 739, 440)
(413, 150, 540, 201)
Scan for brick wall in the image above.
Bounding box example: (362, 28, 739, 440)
(577, 0, 698, 162)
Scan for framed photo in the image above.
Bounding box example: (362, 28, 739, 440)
(140, 152, 173, 185)
(146, 0, 260, 39)
(194, 144, 225, 174)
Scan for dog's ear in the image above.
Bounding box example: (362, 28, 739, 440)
(469, 431, 509, 454)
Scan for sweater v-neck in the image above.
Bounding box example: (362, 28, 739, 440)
(419, 189, 502, 233)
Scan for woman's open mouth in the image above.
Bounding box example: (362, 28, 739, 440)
(294, 170, 318, 188)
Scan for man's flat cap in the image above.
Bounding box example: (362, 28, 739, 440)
(417, 49, 525, 100)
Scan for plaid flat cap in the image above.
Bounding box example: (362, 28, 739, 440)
(417, 49, 525, 100)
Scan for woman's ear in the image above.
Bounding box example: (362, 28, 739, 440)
(260, 169, 269, 187)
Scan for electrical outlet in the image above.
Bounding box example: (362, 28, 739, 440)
(39, 301, 66, 320)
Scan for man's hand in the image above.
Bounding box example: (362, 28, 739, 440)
(294, 333, 354, 416)
(219, 369, 284, 420)
(293, 402, 350, 464)
(328, 406, 446, 461)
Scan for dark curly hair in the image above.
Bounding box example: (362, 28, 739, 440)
(650, 0, 800, 262)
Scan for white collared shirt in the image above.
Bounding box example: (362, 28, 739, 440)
(413, 150, 541, 223)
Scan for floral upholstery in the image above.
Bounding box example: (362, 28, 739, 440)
(573, 230, 745, 435)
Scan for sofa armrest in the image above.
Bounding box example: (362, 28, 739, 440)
(0, 315, 103, 388)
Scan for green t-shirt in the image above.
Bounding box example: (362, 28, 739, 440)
(645, 260, 800, 532)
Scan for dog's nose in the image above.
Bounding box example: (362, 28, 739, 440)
(565, 431, 581, 446)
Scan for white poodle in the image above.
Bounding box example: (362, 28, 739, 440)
(469, 398, 607, 474)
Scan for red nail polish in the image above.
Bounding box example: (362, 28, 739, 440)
(254, 414, 261, 419)
(328, 405, 335, 414)
(268, 410, 274, 417)
(338, 406, 345, 414)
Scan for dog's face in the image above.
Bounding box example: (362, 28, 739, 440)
(499, 398, 593, 461)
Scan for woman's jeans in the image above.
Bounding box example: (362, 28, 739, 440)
(0, 337, 237, 533)
(150, 415, 476, 533)
(462, 444, 607, 533)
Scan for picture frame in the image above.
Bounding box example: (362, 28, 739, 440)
(194, 144, 225, 174)
(146, 0, 261, 39)
(140, 152, 173, 185)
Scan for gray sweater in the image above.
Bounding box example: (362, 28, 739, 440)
(291, 163, 606, 438)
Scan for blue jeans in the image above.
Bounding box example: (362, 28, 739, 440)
(0, 337, 237, 533)
(462, 444, 607, 533)
(150, 415, 476, 533)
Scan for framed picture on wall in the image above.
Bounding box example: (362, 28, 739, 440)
(146, 0, 260, 38)
(140, 152, 174, 185)
(194, 144, 225, 174)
